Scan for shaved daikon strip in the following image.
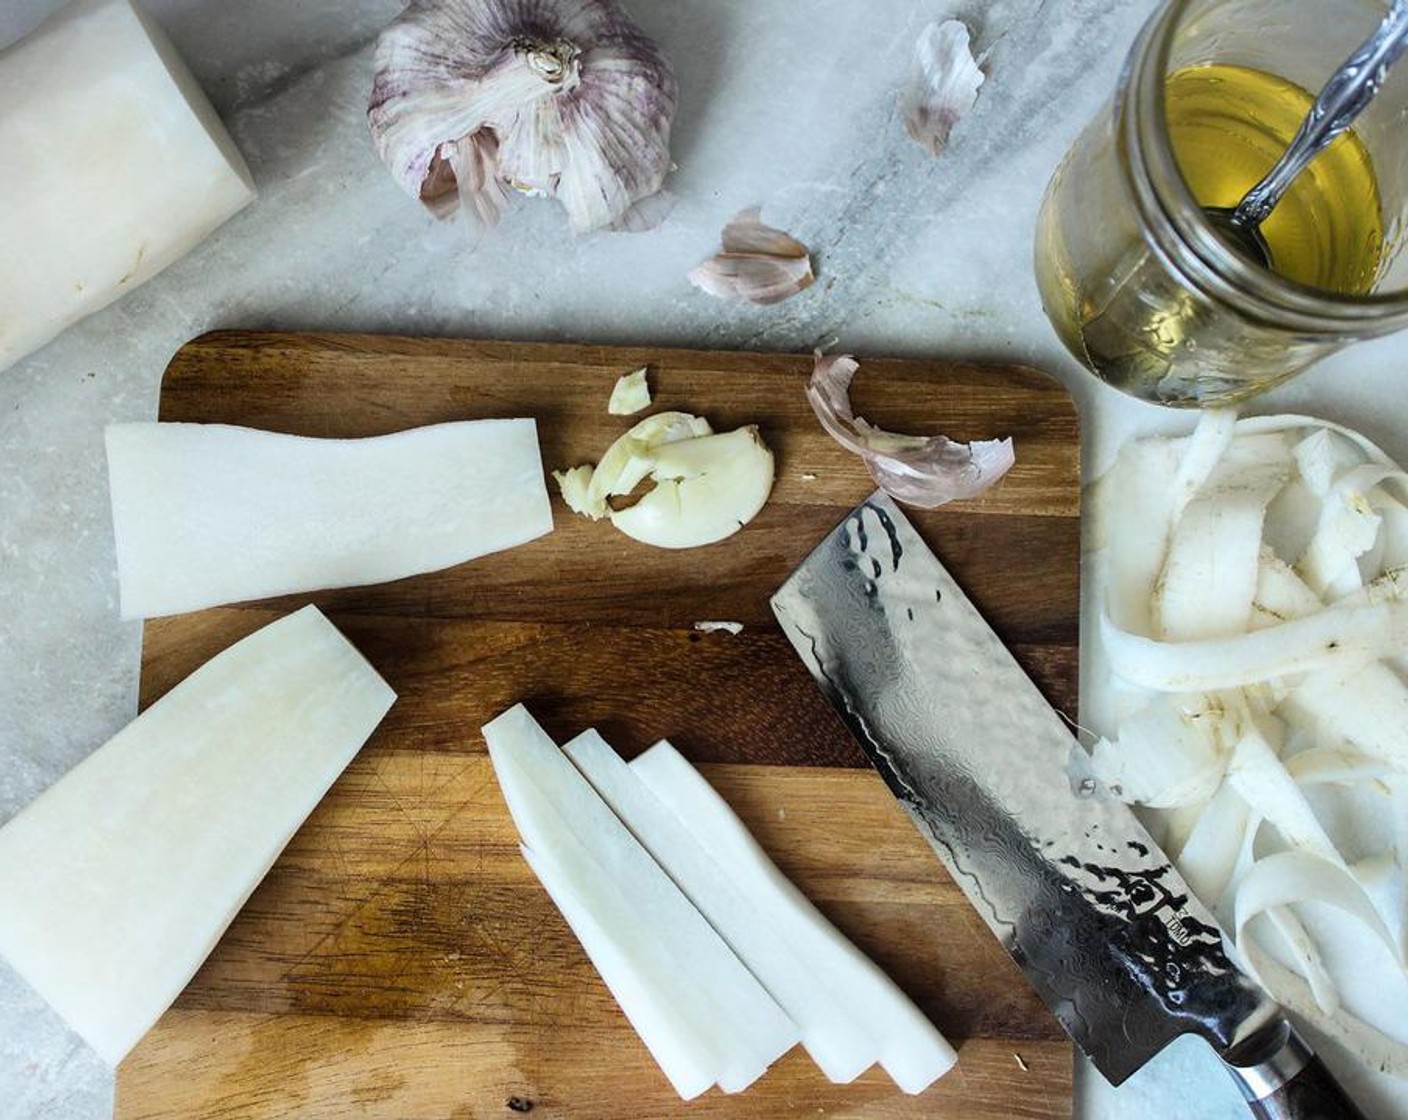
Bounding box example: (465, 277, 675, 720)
(518, 843, 715, 1100)
(1235, 853, 1401, 998)
(0, 606, 394, 1065)
(1252, 550, 1324, 627)
(631, 741, 957, 1094)
(1225, 722, 1343, 866)
(563, 730, 873, 1084)
(1089, 694, 1230, 808)
(1175, 784, 1252, 907)
(1356, 855, 1408, 962)
(1101, 599, 1408, 692)
(1092, 436, 1184, 634)
(1155, 448, 1291, 639)
(1284, 664, 1408, 774)
(1264, 905, 1338, 1012)
(1096, 413, 1408, 1069)
(1170, 408, 1239, 521)
(482, 706, 798, 1095)
(107, 420, 553, 619)
(1287, 748, 1396, 787)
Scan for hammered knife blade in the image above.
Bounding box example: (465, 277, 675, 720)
(770, 495, 1366, 1119)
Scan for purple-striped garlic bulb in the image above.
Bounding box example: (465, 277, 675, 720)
(369, 0, 677, 234)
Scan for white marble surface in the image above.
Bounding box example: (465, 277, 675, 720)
(2, 0, 1407, 1117)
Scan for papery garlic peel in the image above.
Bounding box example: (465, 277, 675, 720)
(687, 207, 815, 306)
(369, 0, 677, 234)
(901, 20, 984, 157)
(807, 352, 1014, 508)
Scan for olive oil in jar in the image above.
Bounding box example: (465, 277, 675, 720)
(1036, 63, 1387, 401)
(1166, 63, 1383, 293)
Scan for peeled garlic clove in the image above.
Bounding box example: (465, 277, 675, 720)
(610, 426, 775, 549)
(807, 351, 1014, 509)
(901, 20, 984, 157)
(687, 208, 816, 305)
(554, 464, 600, 518)
(609, 368, 652, 416)
(369, 0, 677, 234)
(588, 411, 713, 506)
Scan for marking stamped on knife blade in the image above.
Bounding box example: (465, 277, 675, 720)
(771, 495, 1276, 1085)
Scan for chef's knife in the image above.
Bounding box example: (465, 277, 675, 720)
(771, 495, 1366, 1120)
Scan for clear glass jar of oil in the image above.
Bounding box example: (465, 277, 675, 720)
(1036, 0, 1408, 406)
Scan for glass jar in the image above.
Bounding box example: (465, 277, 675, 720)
(1035, 0, 1408, 407)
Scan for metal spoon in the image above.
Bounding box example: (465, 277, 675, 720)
(1206, 0, 1408, 269)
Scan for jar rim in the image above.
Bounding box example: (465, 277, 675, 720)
(1121, 0, 1408, 331)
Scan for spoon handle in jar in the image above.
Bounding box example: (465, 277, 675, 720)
(1234, 0, 1408, 228)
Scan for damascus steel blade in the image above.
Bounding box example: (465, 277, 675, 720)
(771, 495, 1278, 1085)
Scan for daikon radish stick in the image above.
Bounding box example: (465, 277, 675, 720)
(631, 741, 957, 1094)
(0, 0, 256, 373)
(107, 420, 553, 619)
(563, 730, 874, 1084)
(518, 844, 716, 1100)
(482, 706, 798, 1096)
(0, 605, 394, 1066)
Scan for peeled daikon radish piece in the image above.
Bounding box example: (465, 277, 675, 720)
(0, 606, 395, 1066)
(0, 0, 256, 374)
(483, 705, 799, 1097)
(632, 741, 958, 1094)
(564, 730, 874, 1084)
(107, 419, 553, 619)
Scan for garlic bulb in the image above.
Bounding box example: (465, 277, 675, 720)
(369, 0, 677, 234)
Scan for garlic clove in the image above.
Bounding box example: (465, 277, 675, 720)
(807, 351, 1014, 509)
(608, 368, 652, 416)
(901, 20, 984, 158)
(369, 0, 677, 235)
(687, 208, 816, 305)
(554, 464, 600, 518)
(609, 426, 775, 550)
(587, 411, 713, 507)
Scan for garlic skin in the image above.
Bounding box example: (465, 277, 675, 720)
(369, 0, 677, 234)
(808, 352, 1013, 508)
(688, 207, 815, 305)
(901, 20, 984, 157)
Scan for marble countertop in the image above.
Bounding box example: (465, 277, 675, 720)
(3, 1, 1408, 1117)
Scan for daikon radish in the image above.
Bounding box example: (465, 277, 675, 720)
(107, 419, 553, 619)
(0, 606, 394, 1066)
(562, 730, 874, 1084)
(519, 844, 716, 1100)
(1094, 411, 1408, 1073)
(482, 705, 798, 1096)
(0, 0, 256, 373)
(631, 741, 957, 1094)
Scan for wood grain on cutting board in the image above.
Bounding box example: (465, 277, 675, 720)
(115, 332, 1081, 1120)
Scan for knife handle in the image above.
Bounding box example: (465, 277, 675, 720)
(1223, 1022, 1368, 1120)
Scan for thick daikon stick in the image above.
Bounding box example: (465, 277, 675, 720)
(519, 844, 717, 1100)
(0, 606, 394, 1066)
(563, 730, 874, 1084)
(107, 420, 553, 619)
(0, 0, 256, 373)
(482, 706, 798, 1096)
(630, 741, 957, 1094)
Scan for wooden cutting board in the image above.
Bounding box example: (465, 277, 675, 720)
(115, 332, 1081, 1120)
